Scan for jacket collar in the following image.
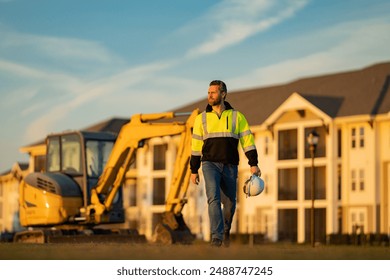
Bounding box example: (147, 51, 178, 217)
(205, 101, 234, 112)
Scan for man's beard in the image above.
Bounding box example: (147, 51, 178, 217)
(208, 95, 223, 106)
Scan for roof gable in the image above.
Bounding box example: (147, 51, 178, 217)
(263, 92, 333, 128)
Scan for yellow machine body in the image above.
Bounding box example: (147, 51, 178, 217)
(19, 173, 83, 226)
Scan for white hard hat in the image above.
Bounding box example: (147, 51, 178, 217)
(243, 175, 265, 197)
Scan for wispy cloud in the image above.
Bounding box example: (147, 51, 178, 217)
(0, 59, 82, 83)
(23, 60, 177, 141)
(0, 23, 184, 143)
(230, 18, 390, 89)
(0, 58, 84, 117)
(186, 0, 309, 58)
(0, 26, 120, 65)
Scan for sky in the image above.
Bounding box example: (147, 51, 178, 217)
(0, 0, 389, 173)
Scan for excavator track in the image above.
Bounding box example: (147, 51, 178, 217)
(13, 228, 146, 244)
(13, 229, 45, 243)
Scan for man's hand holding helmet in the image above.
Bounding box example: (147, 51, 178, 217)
(250, 165, 261, 177)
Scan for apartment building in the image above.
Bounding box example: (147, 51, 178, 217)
(176, 62, 390, 243)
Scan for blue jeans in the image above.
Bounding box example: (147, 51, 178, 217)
(202, 161, 238, 241)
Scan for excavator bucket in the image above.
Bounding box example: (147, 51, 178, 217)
(154, 212, 195, 244)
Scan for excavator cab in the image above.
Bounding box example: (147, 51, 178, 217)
(19, 131, 125, 227)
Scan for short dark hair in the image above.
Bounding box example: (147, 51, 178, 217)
(209, 80, 227, 94)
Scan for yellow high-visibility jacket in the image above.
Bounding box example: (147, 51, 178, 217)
(190, 101, 258, 174)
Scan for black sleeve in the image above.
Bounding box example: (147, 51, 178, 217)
(245, 149, 258, 167)
(190, 155, 201, 174)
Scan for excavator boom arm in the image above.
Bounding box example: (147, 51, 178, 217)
(86, 109, 199, 223)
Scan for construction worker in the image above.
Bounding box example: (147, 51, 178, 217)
(190, 80, 261, 247)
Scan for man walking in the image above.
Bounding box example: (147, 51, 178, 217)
(190, 80, 260, 247)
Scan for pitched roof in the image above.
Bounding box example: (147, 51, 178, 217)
(82, 117, 129, 134)
(174, 62, 390, 125)
(0, 162, 29, 177)
(21, 118, 128, 151)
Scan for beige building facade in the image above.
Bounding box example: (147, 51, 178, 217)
(0, 143, 45, 234)
(234, 93, 390, 243)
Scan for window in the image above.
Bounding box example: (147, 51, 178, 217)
(47, 134, 84, 174)
(278, 129, 297, 160)
(34, 155, 46, 172)
(337, 129, 342, 158)
(126, 179, 137, 207)
(351, 209, 366, 234)
(304, 166, 326, 200)
(153, 178, 166, 205)
(351, 128, 356, 148)
(47, 136, 60, 172)
(278, 209, 297, 242)
(153, 144, 167, 170)
(351, 169, 365, 192)
(61, 134, 82, 173)
(359, 169, 365, 191)
(337, 164, 342, 200)
(278, 168, 298, 200)
(359, 212, 364, 224)
(359, 127, 365, 148)
(351, 213, 356, 224)
(337, 207, 343, 234)
(264, 174, 270, 195)
(86, 140, 114, 177)
(129, 155, 137, 170)
(351, 126, 365, 149)
(351, 170, 356, 191)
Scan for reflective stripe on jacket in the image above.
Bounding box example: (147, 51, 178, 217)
(190, 101, 258, 173)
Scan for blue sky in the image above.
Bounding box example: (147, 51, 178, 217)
(0, 0, 389, 172)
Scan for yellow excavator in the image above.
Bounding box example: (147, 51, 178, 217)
(15, 109, 199, 244)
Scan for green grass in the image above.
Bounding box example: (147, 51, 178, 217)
(0, 242, 388, 260)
